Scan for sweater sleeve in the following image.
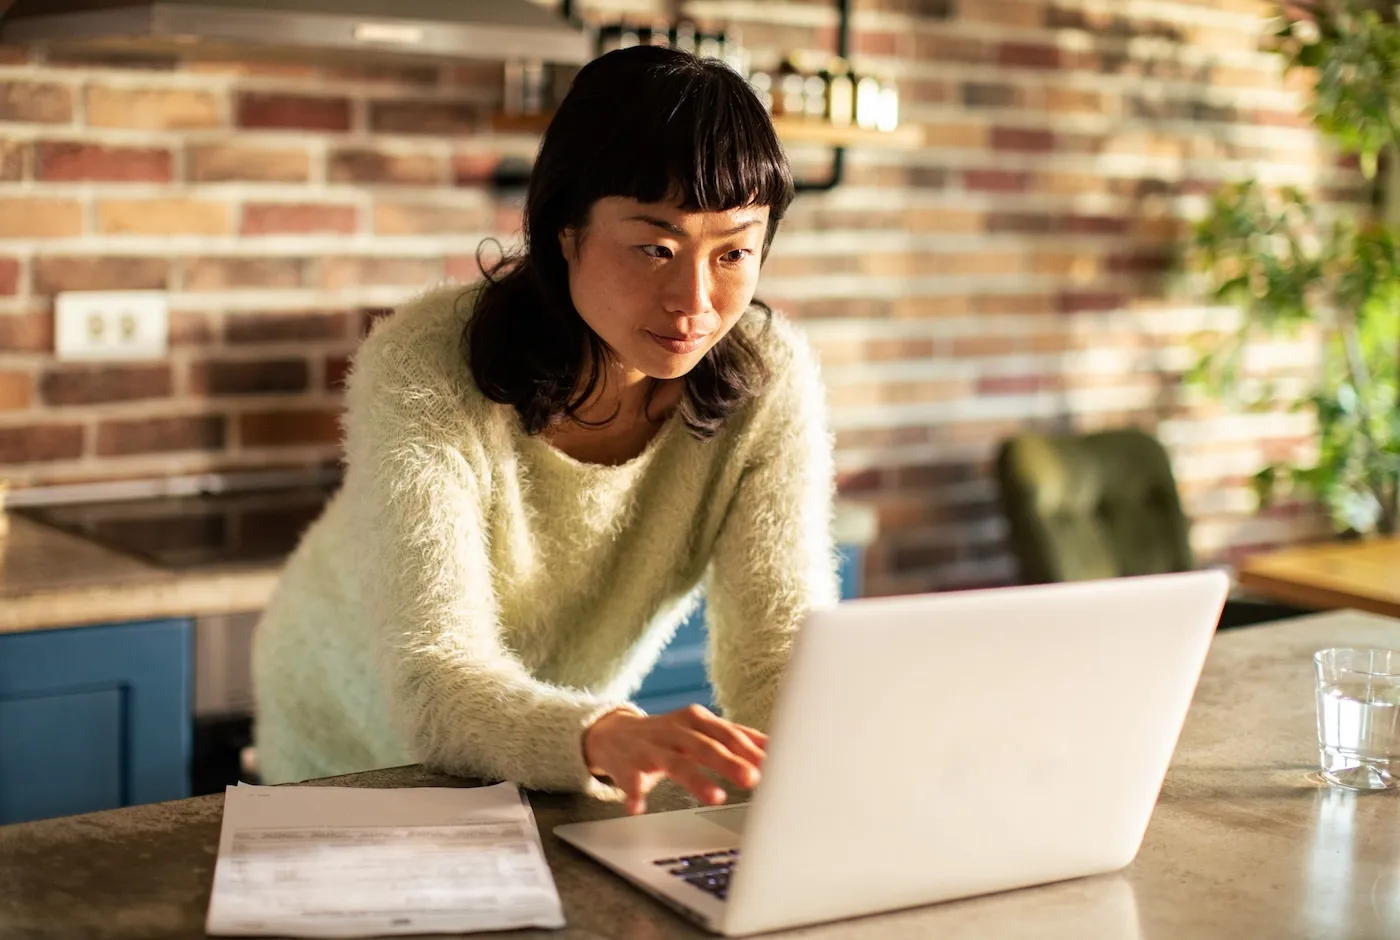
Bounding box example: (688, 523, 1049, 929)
(704, 328, 841, 731)
(343, 331, 637, 797)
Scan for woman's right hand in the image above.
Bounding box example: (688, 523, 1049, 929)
(582, 705, 767, 815)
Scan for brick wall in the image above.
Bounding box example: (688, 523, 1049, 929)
(0, 1, 1355, 594)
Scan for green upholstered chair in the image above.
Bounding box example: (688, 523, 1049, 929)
(994, 428, 1195, 584)
(994, 427, 1315, 629)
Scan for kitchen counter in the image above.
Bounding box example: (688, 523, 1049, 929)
(4, 609, 1400, 939)
(0, 514, 280, 635)
(0, 499, 878, 636)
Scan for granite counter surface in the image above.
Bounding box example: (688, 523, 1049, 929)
(4, 610, 1400, 939)
(0, 515, 279, 635)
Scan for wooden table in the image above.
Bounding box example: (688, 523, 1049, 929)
(4, 610, 1400, 939)
(1236, 536, 1400, 618)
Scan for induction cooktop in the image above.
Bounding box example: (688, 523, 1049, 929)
(16, 482, 340, 570)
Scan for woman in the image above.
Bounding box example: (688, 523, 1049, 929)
(252, 45, 839, 815)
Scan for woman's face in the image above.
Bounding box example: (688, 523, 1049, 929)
(559, 196, 770, 382)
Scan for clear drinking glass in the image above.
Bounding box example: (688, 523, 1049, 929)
(1314, 648, 1400, 790)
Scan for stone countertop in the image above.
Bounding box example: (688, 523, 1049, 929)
(0, 514, 280, 635)
(4, 609, 1400, 939)
(0, 499, 878, 637)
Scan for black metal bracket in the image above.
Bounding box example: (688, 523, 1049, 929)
(492, 0, 853, 193)
(793, 0, 850, 193)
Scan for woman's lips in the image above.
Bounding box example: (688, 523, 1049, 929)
(647, 330, 709, 354)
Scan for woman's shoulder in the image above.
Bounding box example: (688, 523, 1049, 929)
(739, 305, 825, 406)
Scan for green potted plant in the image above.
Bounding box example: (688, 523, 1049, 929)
(1187, 0, 1400, 537)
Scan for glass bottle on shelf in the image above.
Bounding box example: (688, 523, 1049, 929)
(646, 19, 671, 46)
(721, 25, 750, 78)
(854, 73, 881, 129)
(748, 70, 774, 113)
(803, 73, 827, 121)
(522, 59, 546, 115)
(826, 57, 854, 127)
(502, 58, 525, 115)
(696, 28, 722, 59)
(876, 74, 900, 131)
(673, 20, 698, 54)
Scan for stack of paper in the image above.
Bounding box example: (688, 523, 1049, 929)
(205, 782, 566, 937)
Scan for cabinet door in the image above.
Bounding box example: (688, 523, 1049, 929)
(0, 618, 192, 825)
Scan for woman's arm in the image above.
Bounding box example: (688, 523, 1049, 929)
(344, 331, 636, 795)
(705, 329, 842, 730)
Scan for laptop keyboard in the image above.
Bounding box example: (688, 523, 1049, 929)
(653, 849, 739, 901)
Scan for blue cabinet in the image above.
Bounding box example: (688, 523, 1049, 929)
(0, 618, 192, 825)
(634, 545, 867, 715)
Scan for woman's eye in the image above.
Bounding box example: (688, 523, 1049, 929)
(640, 245, 673, 260)
(722, 249, 753, 264)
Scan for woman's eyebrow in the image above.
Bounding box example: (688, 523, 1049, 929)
(626, 215, 764, 238)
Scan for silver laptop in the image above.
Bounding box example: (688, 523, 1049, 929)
(555, 569, 1229, 936)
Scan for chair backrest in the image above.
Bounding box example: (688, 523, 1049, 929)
(995, 428, 1195, 583)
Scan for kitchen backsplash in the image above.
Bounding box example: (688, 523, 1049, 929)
(0, 1, 1359, 594)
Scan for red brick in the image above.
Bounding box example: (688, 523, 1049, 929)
(39, 364, 172, 406)
(961, 82, 1019, 108)
(0, 371, 30, 411)
(188, 144, 311, 183)
(453, 152, 501, 186)
(189, 359, 309, 396)
(0, 258, 19, 295)
(96, 415, 225, 456)
(368, 100, 478, 136)
(1056, 291, 1126, 313)
(991, 127, 1055, 152)
(836, 468, 885, 493)
(964, 169, 1030, 192)
(225, 312, 348, 344)
(0, 46, 30, 65)
(183, 257, 307, 292)
(237, 93, 352, 131)
(987, 212, 1054, 233)
(977, 374, 1058, 395)
(33, 257, 169, 295)
(0, 424, 84, 464)
(329, 148, 444, 186)
(169, 311, 217, 347)
(0, 81, 74, 123)
(239, 409, 341, 447)
(998, 43, 1062, 70)
(242, 203, 358, 236)
(38, 143, 172, 182)
(325, 354, 351, 390)
(86, 86, 221, 129)
(98, 199, 229, 236)
(855, 31, 900, 56)
(1061, 215, 1129, 235)
(0, 199, 83, 238)
(320, 257, 442, 290)
(0, 310, 54, 353)
(0, 139, 24, 181)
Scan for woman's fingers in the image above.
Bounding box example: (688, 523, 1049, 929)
(671, 729, 760, 789)
(663, 756, 728, 806)
(676, 709, 767, 777)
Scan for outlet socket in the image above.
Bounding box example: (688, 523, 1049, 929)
(55, 291, 170, 362)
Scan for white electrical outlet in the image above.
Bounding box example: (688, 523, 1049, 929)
(55, 291, 169, 362)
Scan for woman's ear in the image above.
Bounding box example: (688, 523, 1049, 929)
(558, 227, 577, 263)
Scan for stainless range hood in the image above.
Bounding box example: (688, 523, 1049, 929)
(0, 0, 593, 65)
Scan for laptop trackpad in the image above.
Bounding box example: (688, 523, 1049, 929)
(697, 805, 749, 835)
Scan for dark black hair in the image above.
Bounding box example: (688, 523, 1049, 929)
(465, 45, 795, 440)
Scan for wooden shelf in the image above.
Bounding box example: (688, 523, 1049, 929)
(770, 117, 923, 149)
(491, 112, 922, 149)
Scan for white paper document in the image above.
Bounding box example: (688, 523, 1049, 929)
(205, 782, 566, 937)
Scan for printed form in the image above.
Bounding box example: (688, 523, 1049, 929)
(205, 782, 566, 937)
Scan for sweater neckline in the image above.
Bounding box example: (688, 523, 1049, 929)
(511, 405, 684, 475)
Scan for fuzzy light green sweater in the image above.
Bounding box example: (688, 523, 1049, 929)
(251, 284, 839, 796)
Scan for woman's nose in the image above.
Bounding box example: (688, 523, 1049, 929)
(665, 260, 714, 318)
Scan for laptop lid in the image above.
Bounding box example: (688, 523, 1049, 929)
(723, 570, 1228, 936)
